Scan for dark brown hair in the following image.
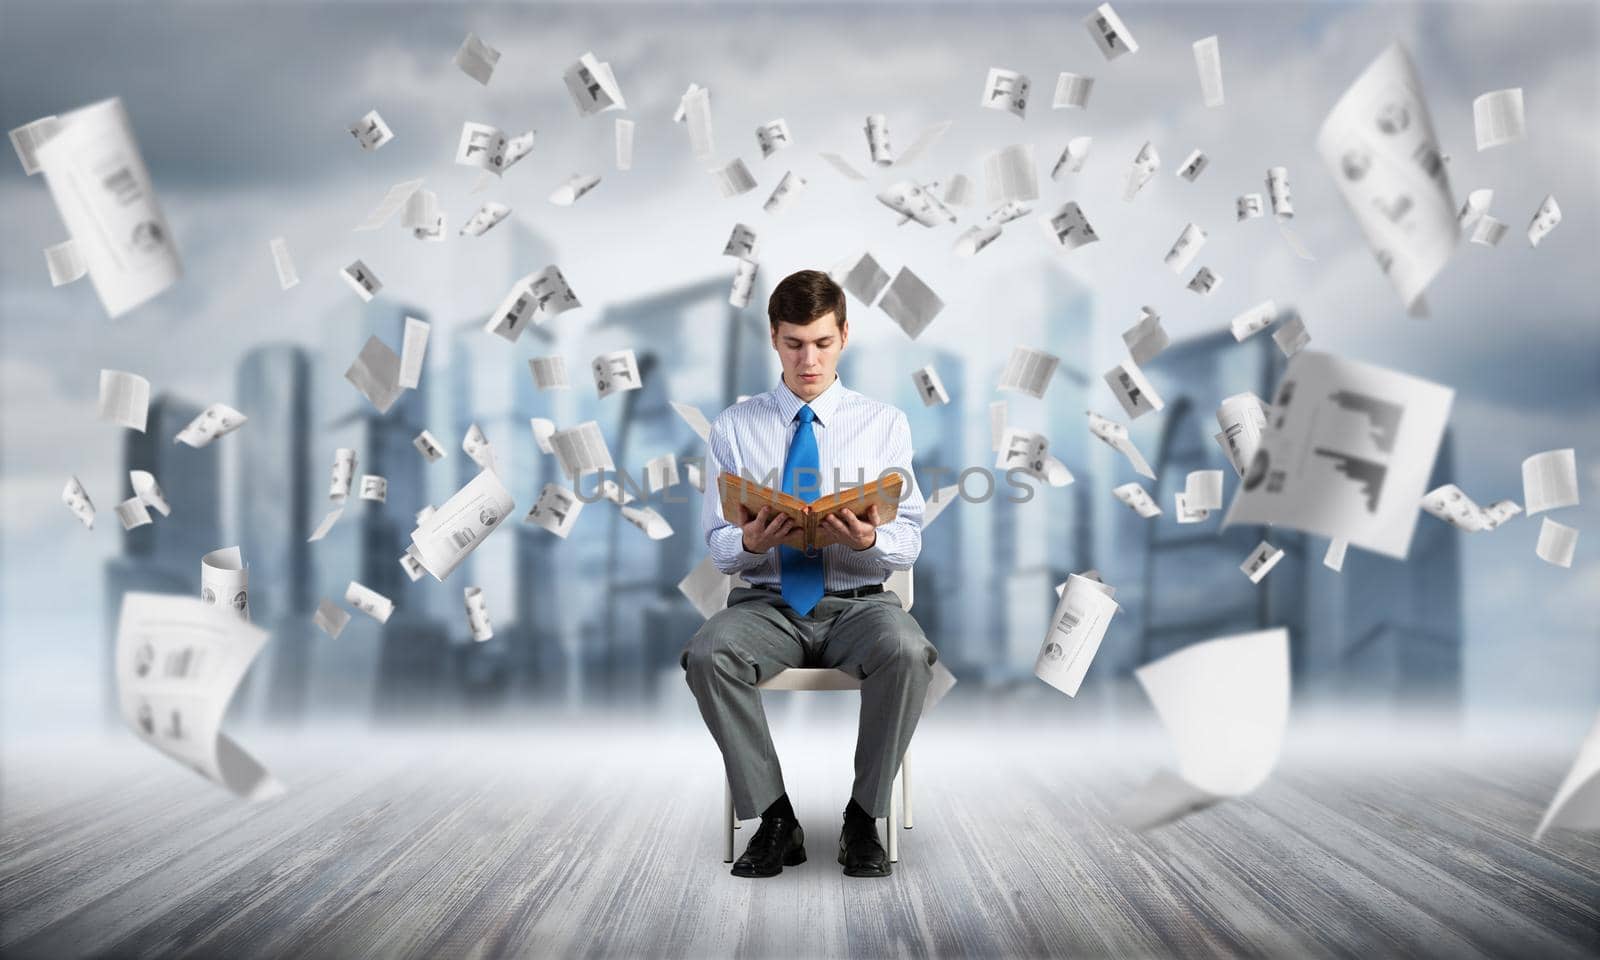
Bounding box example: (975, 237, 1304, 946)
(768, 269, 846, 331)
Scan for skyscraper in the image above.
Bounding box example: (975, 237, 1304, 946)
(236, 344, 315, 723)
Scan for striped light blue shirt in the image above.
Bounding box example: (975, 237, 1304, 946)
(703, 373, 924, 590)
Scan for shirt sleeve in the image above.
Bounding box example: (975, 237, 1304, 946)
(703, 414, 772, 574)
(853, 408, 923, 571)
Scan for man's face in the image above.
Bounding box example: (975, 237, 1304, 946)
(771, 313, 847, 400)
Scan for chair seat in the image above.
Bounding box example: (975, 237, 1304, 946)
(756, 667, 861, 691)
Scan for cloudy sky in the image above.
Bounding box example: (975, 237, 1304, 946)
(2, 0, 1596, 732)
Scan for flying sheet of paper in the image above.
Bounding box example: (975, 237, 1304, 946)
(99, 369, 150, 432)
(550, 421, 615, 480)
(524, 482, 583, 539)
(1420, 483, 1521, 532)
(1216, 391, 1267, 477)
(485, 266, 581, 341)
(8, 115, 61, 175)
(678, 84, 715, 160)
(896, 120, 952, 167)
(819, 151, 867, 182)
(1089, 409, 1155, 478)
(1163, 222, 1206, 274)
(712, 159, 757, 198)
(460, 201, 511, 238)
(1175, 492, 1208, 524)
(1039, 200, 1100, 251)
(1230, 299, 1279, 342)
(1536, 712, 1600, 840)
(1035, 573, 1119, 696)
(344, 336, 402, 414)
(59, 475, 96, 529)
(679, 554, 735, 620)
(730, 259, 758, 308)
(412, 430, 445, 463)
(175, 403, 246, 448)
(357, 474, 387, 503)
(912, 366, 950, 407)
(722, 222, 759, 261)
(348, 109, 393, 151)
(1457, 188, 1493, 231)
(1185, 470, 1224, 511)
(1527, 194, 1561, 247)
(267, 236, 299, 289)
(763, 170, 807, 215)
(454, 32, 500, 85)
(756, 118, 792, 158)
(1176, 148, 1209, 182)
(1186, 266, 1220, 296)
(1273, 315, 1311, 356)
(409, 469, 514, 582)
(1237, 193, 1264, 220)
(1240, 540, 1285, 583)
(621, 504, 674, 540)
(313, 598, 350, 639)
(1193, 35, 1224, 106)
(1085, 2, 1138, 60)
(652, 409, 709, 457)
(990, 401, 1008, 452)
(33, 98, 182, 319)
(1122, 308, 1168, 365)
(454, 123, 535, 177)
(398, 546, 427, 582)
(877, 180, 957, 227)
(354, 178, 423, 231)
(550, 173, 601, 206)
(1113, 481, 1162, 518)
(982, 68, 1030, 119)
(983, 143, 1038, 205)
(45, 239, 86, 286)
(116, 495, 152, 530)
(1317, 44, 1456, 312)
(608, 117, 635, 172)
(1522, 448, 1579, 515)
(130, 469, 171, 517)
(592, 349, 642, 398)
(462, 422, 498, 475)
(394, 316, 430, 390)
(1104, 360, 1164, 419)
(463, 587, 494, 641)
(306, 506, 343, 543)
(200, 546, 249, 619)
(1114, 628, 1289, 831)
(998, 346, 1060, 398)
(1536, 518, 1578, 568)
(340, 259, 381, 302)
(995, 428, 1074, 488)
(529, 355, 570, 391)
(864, 113, 893, 166)
(644, 453, 681, 495)
(344, 580, 392, 623)
(1222, 351, 1454, 559)
(1473, 88, 1525, 151)
(1051, 137, 1093, 180)
(831, 252, 890, 306)
(1468, 215, 1507, 246)
(1123, 141, 1159, 201)
(878, 267, 944, 339)
(1324, 538, 1348, 571)
(1053, 72, 1094, 109)
(564, 51, 627, 115)
(116, 593, 282, 800)
(328, 448, 356, 502)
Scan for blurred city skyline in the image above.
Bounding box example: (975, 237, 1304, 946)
(2, 1, 1596, 737)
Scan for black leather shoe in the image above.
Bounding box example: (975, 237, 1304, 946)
(731, 815, 806, 878)
(838, 812, 891, 877)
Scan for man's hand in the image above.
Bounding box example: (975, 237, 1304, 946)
(740, 505, 796, 553)
(823, 504, 880, 551)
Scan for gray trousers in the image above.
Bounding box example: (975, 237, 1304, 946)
(681, 585, 937, 821)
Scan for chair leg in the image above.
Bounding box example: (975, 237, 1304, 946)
(724, 778, 735, 863)
(902, 748, 913, 829)
(888, 767, 901, 863)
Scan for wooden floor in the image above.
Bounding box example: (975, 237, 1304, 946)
(2, 714, 1597, 959)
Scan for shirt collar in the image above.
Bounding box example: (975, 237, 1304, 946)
(771, 372, 846, 427)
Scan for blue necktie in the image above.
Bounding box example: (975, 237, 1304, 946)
(780, 405, 825, 615)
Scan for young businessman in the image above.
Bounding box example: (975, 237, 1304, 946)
(682, 269, 937, 878)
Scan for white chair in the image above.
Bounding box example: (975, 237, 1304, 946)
(723, 567, 917, 864)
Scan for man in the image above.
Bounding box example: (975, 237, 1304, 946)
(682, 269, 937, 879)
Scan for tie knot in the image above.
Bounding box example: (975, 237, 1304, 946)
(796, 405, 815, 424)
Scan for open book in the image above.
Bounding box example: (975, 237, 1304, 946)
(718, 471, 903, 553)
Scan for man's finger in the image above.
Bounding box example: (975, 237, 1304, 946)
(752, 505, 769, 526)
(865, 503, 881, 525)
